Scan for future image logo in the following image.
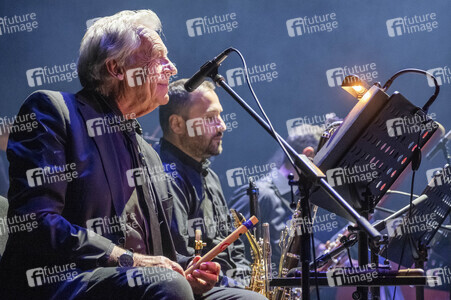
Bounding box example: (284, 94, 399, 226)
(386, 13, 438, 38)
(386, 114, 437, 137)
(426, 167, 451, 187)
(326, 63, 377, 88)
(386, 214, 438, 238)
(0, 13, 38, 36)
(126, 67, 148, 87)
(186, 117, 217, 137)
(286, 13, 338, 37)
(187, 217, 204, 237)
(126, 168, 145, 187)
(126, 267, 177, 288)
(25, 63, 78, 87)
(386, 218, 404, 238)
(0, 113, 38, 135)
(326, 264, 378, 287)
(426, 267, 451, 287)
(226, 163, 277, 187)
(26, 263, 78, 287)
(225, 63, 278, 87)
(86, 213, 139, 237)
(86, 114, 137, 137)
(426, 67, 451, 87)
(325, 163, 378, 187)
(26, 163, 78, 187)
(286, 113, 336, 137)
(186, 13, 238, 37)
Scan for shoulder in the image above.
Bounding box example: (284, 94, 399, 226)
(23, 90, 75, 109)
(20, 90, 79, 123)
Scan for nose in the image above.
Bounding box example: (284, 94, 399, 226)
(217, 115, 226, 133)
(163, 58, 177, 76)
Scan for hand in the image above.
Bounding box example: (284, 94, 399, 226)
(186, 256, 220, 295)
(133, 253, 185, 276)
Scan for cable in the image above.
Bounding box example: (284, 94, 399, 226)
(392, 121, 423, 300)
(382, 68, 439, 113)
(230, 48, 318, 298)
(229, 48, 302, 179)
(308, 198, 321, 300)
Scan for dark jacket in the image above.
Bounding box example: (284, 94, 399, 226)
(0, 90, 187, 297)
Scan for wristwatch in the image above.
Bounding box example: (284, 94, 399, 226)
(118, 250, 134, 267)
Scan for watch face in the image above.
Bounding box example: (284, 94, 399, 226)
(119, 253, 134, 267)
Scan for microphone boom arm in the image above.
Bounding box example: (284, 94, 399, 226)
(210, 72, 382, 243)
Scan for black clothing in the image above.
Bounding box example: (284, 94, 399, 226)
(154, 138, 251, 283)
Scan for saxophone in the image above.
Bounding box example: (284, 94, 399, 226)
(230, 209, 271, 298)
(272, 201, 303, 300)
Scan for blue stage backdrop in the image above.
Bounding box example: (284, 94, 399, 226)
(0, 0, 450, 212)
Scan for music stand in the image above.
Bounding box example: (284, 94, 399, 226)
(381, 165, 451, 299)
(311, 85, 444, 220)
(310, 84, 444, 299)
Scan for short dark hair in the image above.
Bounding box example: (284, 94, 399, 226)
(270, 114, 342, 167)
(159, 78, 215, 135)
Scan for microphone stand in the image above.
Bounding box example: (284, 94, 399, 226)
(441, 141, 451, 165)
(427, 130, 451, 165)
(207, 70, 382, 298)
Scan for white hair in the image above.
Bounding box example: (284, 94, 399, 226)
(77, 10, 162, 96)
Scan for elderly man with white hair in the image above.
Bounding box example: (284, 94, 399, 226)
(0, 10, 257, 300)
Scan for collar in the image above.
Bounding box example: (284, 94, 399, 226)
(159, 138, 211, 175)
(89, 90, 141, 135)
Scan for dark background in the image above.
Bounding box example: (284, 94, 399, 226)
(0, 0, 450, 211)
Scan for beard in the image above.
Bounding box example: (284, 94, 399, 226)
(182, 132, 223, 160)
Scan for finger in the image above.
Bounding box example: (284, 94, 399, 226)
(186, 274, 208, 287)
(171, 262, 185, 276)
(187, 256, 201, 269)
(192, 269, 219, 285)
(199, 262, 220, 275)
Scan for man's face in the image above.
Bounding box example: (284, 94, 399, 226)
(181, 90, 227, 161)
(123, 29, 177, 117)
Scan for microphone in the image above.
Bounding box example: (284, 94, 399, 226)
(184, 48, 233, 92)
(426, 130, 451, 160)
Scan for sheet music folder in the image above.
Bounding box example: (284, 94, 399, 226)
(311, 86, 444, 221)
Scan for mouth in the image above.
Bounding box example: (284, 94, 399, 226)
(213, 133, 223, 141)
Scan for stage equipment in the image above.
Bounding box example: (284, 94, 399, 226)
(185, 47, 382, 299)
(231, 209, 272, 298)
(380, 165, 451, 299)
(341, 74, 370, 100)
(309, 68, 443, 299)
(427, 130, 451, 164)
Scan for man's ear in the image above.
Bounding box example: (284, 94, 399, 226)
(168, 114, 186, 135)
(105, 59, 125, 81)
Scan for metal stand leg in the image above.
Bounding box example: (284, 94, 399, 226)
(371, 247, 380, 300)
(356, 229, 369, 300)
(414, 243, 427, 300)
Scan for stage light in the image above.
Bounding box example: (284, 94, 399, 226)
(341, 74, 369, 100)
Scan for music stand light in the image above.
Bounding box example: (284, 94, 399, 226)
(341, 74, 370, 100)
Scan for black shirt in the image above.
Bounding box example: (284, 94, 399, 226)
(154, 138, 251, 281)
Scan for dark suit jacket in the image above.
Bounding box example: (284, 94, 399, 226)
(0, 89, 186, 296)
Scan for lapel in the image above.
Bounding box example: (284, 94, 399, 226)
(75, 90, 126, 216)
